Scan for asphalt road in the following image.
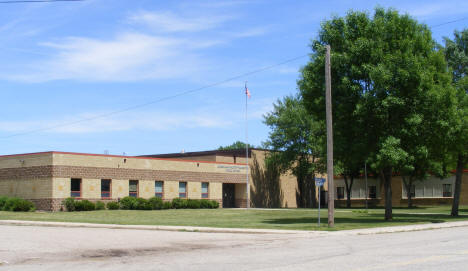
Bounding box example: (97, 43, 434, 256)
(1, 224, 467, 271)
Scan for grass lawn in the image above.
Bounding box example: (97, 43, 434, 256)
(0, 206, 467, 231)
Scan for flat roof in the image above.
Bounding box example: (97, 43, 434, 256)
(0, 151, 247, 166)
(141, 148, 270, 159)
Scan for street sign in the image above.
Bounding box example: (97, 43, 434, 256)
(314, 177, 326, 227)
(315, 178, 325, 187)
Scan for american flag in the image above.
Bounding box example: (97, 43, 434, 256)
(245, 85, 251, 98)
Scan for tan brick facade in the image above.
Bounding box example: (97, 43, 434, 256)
(1, 151, 467, 210)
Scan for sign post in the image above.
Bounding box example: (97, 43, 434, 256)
(315, 178, 326, 227)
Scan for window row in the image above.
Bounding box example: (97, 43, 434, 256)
(336, 186, 377, 199)
(70, 179, 209, 199)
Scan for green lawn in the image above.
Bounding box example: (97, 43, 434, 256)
(1, 206, 467, 231)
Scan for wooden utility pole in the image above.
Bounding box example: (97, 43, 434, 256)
(325, 45, 334, 227)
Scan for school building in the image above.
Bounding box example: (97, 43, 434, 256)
(0, 149, 467, 211)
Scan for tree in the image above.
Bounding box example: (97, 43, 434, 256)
(444, 29, 468, 216)
(218, 141, 255, 151)
(263, 95, 325, 208)
(299, 8, 456, 220)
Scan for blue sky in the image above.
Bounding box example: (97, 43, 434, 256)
(0, 0, 467, 156)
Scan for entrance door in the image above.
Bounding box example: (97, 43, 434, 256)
(222, 183, 235, 208)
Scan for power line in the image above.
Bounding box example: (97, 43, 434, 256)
(1, 15, 466, 140)
(0, 54, 308, 139)
(0, 0, 83, 3)
(430, 16, 468, 28)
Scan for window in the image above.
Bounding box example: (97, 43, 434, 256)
(129, 180, 138, 197)
(101, 179, 111, 199)
(179, 182, 187, 198)
(201, 182, 209, 199)
(443, 184, 452, 197)
(336, 187, 344, 199)
(71, 178, 81, 198)
(368, 186, 377, 199)
(155, 181, 164, 198)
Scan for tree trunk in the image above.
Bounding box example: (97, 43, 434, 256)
(451, 153, 464, 216)
(381, 167, 393, 221)
(344, 175, 354, 208)
(402, 176, 413, 208)
(306, 174, 317, 208)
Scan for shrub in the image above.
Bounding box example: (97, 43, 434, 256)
(106, 201, 120, 210)
(120, 196, 137, 210)
(162, 201, 172, 209)
(172, 198, 188, 209)
(148, 197, 163, 210)
(75, 200, 95, 211)
(200, 199, 211, 209)
(63, 197, 76, 212)
(135, 198, 152, 210)
(95, 201, 106, 210)
(0, 196, 9, 210)
(209, 200, 219, 209)
(187, 199, 201, 209)
(3, 197, 35, 212)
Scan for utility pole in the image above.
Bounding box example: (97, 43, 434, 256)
(325, 45, 334, 227)
(365, 162, 368, 210)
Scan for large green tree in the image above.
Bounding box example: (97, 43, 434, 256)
(444, 29, 468, 216)
(299, 8, 456, 220)
(263, 95, 325, 208)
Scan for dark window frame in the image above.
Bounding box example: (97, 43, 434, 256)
(101, 179, 112, 199)
(155, 181, 164, 198)
(71, 178, 82, 198)
(179, 182, 187, 198)
(129, 180, 139, 198)
(201, 182, 209, 199)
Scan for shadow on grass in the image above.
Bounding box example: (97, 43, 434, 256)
(263, 212, 468, 225)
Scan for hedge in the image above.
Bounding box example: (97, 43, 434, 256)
(1, 197, 35, 212)
(61, 197, 219, 211)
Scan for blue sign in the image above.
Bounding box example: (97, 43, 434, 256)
(315, 178, 326, 186)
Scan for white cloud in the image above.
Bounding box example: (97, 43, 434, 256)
(7, 32, 212, 82)
(128, 10, 231, 33)
(2, 8, 269, 83)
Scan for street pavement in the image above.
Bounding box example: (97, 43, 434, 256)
(0, 223, 467, 270)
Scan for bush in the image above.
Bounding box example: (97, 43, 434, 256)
(95, 201, 106, 210)
(172, 198, 188, 209)
(200, 199, 211, 209)
(210, 200, 220, 209)
(135, 198, 152, 210)
(74, 200, 95, 211)
(120, 196, 137, 210)
(63, 197, 76, 212)
(3, 197, 35, 212)
(0, 196, 9, 210)
(106, 201, 120, 210)
(162, 201, 172, 209)
(187, 199, 201, 209)
(148, 197, 163, 210)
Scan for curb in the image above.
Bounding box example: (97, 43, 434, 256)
(0, 219, 467, 235)
(0, 220, 312, 235)
(329, 220, 468, 236)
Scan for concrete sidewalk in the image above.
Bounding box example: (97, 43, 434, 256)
(1, 219, 468, 235)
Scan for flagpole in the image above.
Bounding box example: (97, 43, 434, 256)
(245, 82, 250, 209)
